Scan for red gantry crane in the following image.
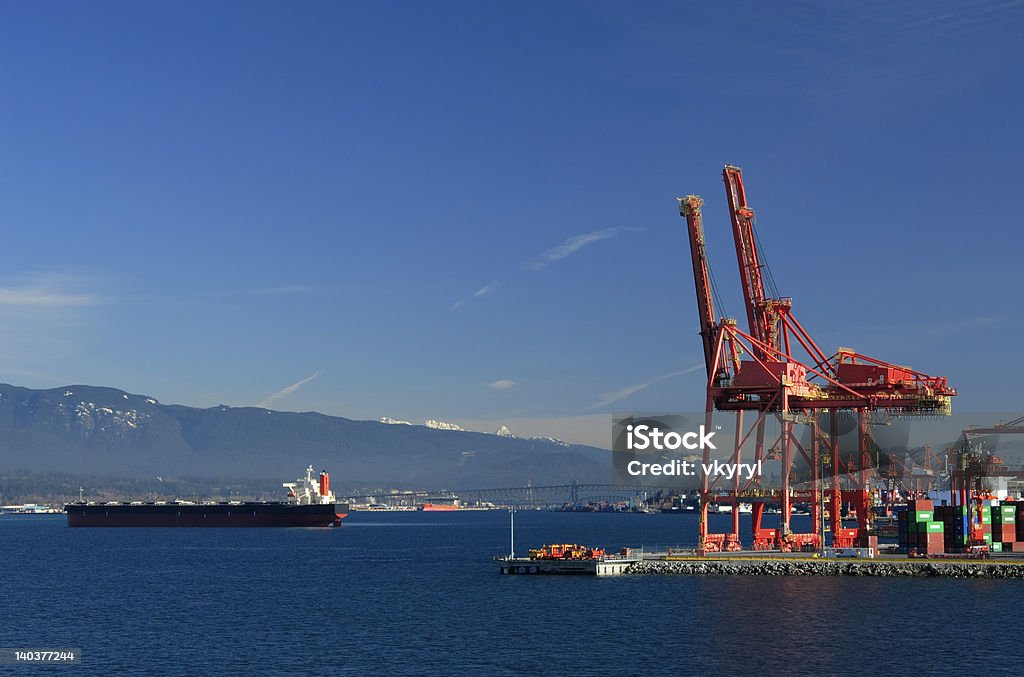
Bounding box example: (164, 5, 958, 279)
(878, 444, 942, 500)
(679, 166, 956, 553)
(950, 416, 1024, 537)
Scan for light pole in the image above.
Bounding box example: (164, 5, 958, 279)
(820, 449, 827, 554)
(509, 507, 515, 559)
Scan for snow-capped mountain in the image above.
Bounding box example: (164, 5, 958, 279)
(0, 384, 611, 487)
(380, 417, 466, 431)
(530, 435, 571, 448)
(379, 416, 569, 447)
(424, 419, 465, 431)
(379, 416, 412, 426)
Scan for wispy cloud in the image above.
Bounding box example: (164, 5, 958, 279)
(450, 280, 499, 311)
(258, 371, 321, 408)
(0, 289, 98, 306)
(0, 272, 101, 307)
(487, 379, 517, 390)
(584, 364, 705, 411)
(0, 271, 105, 372)
(449, 227, 643, 311)
(528, 227, 643, 270)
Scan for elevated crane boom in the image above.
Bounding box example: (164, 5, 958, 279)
(679, 195, 718, 378)
(723, 165, 789, 358)
(962, 415, 1024, 445)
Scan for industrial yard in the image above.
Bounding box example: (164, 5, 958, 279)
(494, 163, 1024, 572)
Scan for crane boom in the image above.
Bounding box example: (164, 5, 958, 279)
(723, 166, 767, 344)
(679, 195, 718, 377)
(722, 165, 789, 358)
(961, 414, 1024, 451)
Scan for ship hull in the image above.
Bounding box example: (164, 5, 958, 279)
(66, 502, 349, 527)
(420, 503, 459, 511)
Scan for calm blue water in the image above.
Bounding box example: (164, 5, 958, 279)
(2, 511, 1022, 676)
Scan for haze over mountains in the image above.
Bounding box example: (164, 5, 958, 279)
(0, 384, 610, 489)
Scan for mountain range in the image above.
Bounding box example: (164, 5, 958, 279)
(0, 384, 611, 490)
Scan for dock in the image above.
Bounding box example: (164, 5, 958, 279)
(495, 550, 1024, 578)
(626, 554, 1024, 578)
(496, 555, 637, 576)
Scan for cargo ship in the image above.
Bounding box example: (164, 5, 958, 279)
(420, 502, 459, 511)
(65, 466, 349, 527)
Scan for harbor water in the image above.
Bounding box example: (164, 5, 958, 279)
(2, 511, 1022, 675)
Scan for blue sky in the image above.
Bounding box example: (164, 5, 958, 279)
(1, 1, 1022, 446)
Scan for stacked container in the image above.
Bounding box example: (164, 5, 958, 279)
(1017, 503, 1024, 544)
(934, 504, 969, 552)
(991, 502, 1017, 552)
(899, 500, 1024, 555)
(904, 499, 944, 555)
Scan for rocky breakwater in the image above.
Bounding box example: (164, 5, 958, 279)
(627, 558, 1024, 578)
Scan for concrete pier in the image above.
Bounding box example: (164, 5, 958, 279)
(626, 556, 1024, 578)
(497, 556, 636, 576)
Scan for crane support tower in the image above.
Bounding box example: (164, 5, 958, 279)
(678, 165, 956, 553)
(950, 416, 1024, 538)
